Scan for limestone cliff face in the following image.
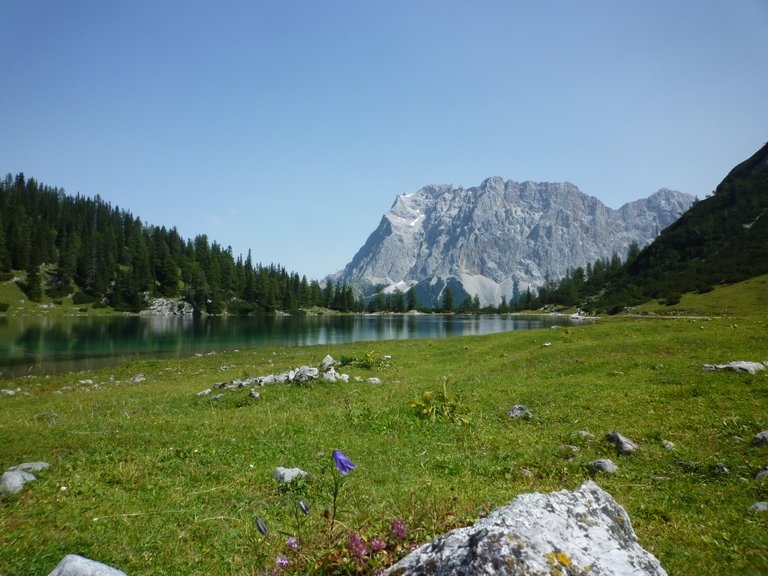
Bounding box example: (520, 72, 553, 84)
(338, 177, 694, 306)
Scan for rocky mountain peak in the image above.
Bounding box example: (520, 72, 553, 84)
(338, 178, 694, 306)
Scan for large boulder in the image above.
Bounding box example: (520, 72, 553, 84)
(47, 554, 127, 576)
(385, 481, 666, 575)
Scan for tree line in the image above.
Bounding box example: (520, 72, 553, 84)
(0, 173, 364, 314)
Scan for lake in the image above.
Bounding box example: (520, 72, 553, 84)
(0, 313, 589, 378)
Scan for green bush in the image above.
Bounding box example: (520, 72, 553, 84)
(73, 291, 96, 305)
(0, 302, 9, 312)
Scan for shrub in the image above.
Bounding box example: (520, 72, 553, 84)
(73, 291, 96, 305)
(0, 302, 8, 312)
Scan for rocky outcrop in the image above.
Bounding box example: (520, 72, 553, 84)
(338, 178, 694, 306)
(140, 297, 194, 316)
(385, 481, 666, 575)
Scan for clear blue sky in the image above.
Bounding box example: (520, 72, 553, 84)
(2, 1, 767, 279)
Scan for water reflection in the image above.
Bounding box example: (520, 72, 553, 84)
(0, 313, 588, 378)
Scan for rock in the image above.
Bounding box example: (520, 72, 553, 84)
(367, 377, 382, 384)
(139, 297, 194, 316)
(702, 361, 766, 374)
(755, 465, 768, 480)
(0, 470, 37, 495)
(273, 467, 308, 484)
(47, 554, 127, 576)
(587, 459, 619, 474)
(749, 501, 768, 513)
(249, 389, 260, 399)
(196, 388, 212, 396)
(661, 440, 676, 451)
(605, 431, 639, 455)
(709, 464, 729, 474)
(507, 404, 532, 420)
(7, 461, 50, 473)
(576, 430, 595, 441)
(293, 366, 319, 382)
(320, 355, 336, 371)
(322, 368, 339, 382)
(128, 373, 146, 384)
(210, 393, 224, 401)
(752, 430, 768, 446)
(384, 481, 666, 575)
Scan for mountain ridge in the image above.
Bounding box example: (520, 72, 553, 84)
(337, 178, 694, 306)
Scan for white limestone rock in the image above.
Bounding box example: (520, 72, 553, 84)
(47, 554, 126, 576)
(385, 481, 666, 575)
(273, 467, 308, 484)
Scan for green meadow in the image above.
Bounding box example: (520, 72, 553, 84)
(1, 279, 767, 575)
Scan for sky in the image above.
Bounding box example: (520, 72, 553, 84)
(2, 1, 767, 279)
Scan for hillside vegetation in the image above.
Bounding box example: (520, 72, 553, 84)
(1, 280, 766, 574)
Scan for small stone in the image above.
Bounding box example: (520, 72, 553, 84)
(542, 342, 552, 347)
(249, 389, 260, 399)
(128, 373, 146, 384)
(755, 465, 768, 480)
(320, 355, 336, 371)
(587, 459, 618, 474)
(210, 393, 224, 401)
(519, 468, 534, 478)
(1, 388, 16, 396)
(752, 431, 768, 446)
(47, 554, 127, 576)
(749, 501, 768, 513)
(0, 470, 37, 495)
(7, 462, 50, 473)
(605, 431, 639, 455)
(273, 467, 308, 484)
(709, 464, 729, 474)
(661, 440, 676, 451)
(576, 431, 595, 441)
(367, 377, 382, 384)
(322, 368, 339, 382)
(196, 388, 212, 396)
(507, 404, 532, 420)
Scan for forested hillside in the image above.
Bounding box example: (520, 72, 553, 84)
(536, 141, 768, 312)
(0, 173, 360, 313)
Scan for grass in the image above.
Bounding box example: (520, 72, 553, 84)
(0, 284, 767, 574)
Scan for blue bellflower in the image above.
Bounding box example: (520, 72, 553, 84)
(332, 450, 356, 475)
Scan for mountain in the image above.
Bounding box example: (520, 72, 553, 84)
(338, 178, 694, 306)
(608, 141, 768, 303)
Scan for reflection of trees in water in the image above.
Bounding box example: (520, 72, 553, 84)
(1, 314, 593, 377)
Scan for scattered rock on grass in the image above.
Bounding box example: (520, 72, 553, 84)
(587, 459, 618, 474)
(755, 465, 768, 480)
(752, 431, 768, 446)
(661, 440, 676, 451)
(1, 462, 50, 496)
(273, 467, 308, 484)
(384, 481, 666, 576)
(750, 502, 768, 513)
(605, 431, 639, 455)
(128, 373, 146, 384)
(507, 404, 532, 420)
(47, 554, 126, 576)
(320, 355, 336, 371)
(702, 361, 767, 374)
